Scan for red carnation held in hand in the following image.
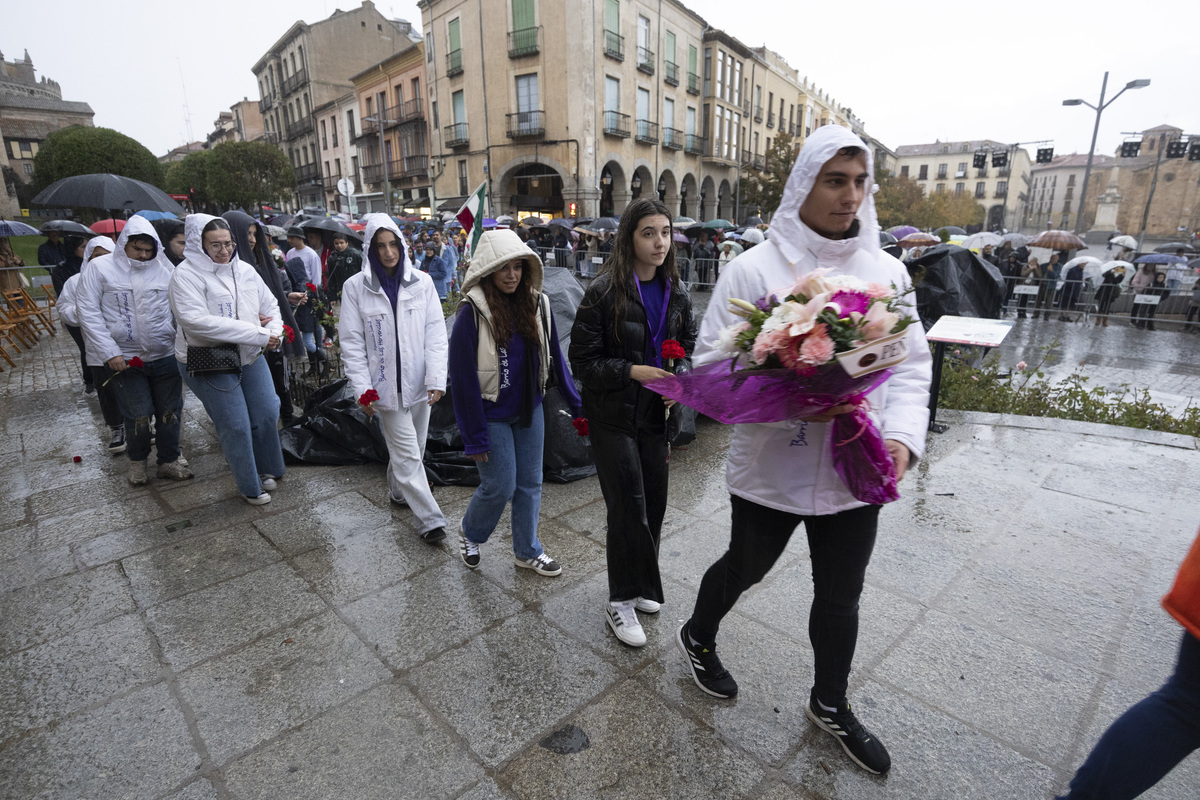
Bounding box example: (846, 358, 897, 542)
(661, 340, 686, 361)
(282, 324, 295, 343)
(305, 282, 318, 293)
(128, 357, 144, 368)
(572, 417, 589, 437)
(358, 389, 380, 407)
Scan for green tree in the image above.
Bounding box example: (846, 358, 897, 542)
(874, 169, 926, 229)
(920, 191, 986, 230)
(742, 131, 798, 220)
(165, 150, 213, 211)
(205, 141, 295, 213)
(32, 126, 164, 191)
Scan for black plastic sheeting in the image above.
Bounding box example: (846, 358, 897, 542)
(280, 379, 390, 466)
(909, 244, 1005, 329)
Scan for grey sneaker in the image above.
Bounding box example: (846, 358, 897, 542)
(128, 459, 148, 486)
(156, 460, 193, 481)
(243, 492, 272, 506)
(260, 475, 277, 491)
(635, 597, 661, 614)
(515, 552, 562, 576)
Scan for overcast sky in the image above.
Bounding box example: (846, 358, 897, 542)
(6, 0, 1198, 161)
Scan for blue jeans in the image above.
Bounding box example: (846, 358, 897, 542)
(106, 355, 182, 464)
(301, 331, 317, 354)
(178, 356, 285, 497)
(461, 409, 545, 560)
(1059, 631, 1200, 799)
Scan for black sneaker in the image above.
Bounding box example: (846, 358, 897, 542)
(419, 526, 446, 542)
(805, 691, 891, 775)
(458, 526, 480, 569)
(108, 426, 127, 454)
(675, 620, 738, 699)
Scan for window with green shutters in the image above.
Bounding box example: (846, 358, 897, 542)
(510, 0, 538, 56)
(447, 18, 462, 75)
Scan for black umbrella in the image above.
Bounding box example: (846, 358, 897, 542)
(744, 215, 763, 226)
(590, 217, 619, 232)
(299, 217, 363, 243)
(1154, 241, 1196, 254)
(547, 218, 574, 229)
(520, 216, 546, 227)
(933, 226, 967, 237)
(40, 219, 96, 236)
(879, 231, 898, 246)
(32, 173, 186, 215)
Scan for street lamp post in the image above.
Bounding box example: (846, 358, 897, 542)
(1062, 73, 1150, 234)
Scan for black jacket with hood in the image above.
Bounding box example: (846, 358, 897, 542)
(569, 270, 697, 436)
(223, 210, 304, 358)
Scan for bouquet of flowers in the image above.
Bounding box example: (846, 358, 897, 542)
(645, 268, 916, 504)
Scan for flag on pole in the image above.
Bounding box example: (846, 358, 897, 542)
(455, 181, 488, 258)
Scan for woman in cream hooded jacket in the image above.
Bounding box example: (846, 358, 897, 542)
(169, 214, 286, 502)
(338, 214, 448, 539)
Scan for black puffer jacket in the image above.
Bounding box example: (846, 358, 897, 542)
(569, 271, 697, 436)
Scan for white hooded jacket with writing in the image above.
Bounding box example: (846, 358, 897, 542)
(337, 214, 448, 411)
(168, 214, 282, 366)
(77, 217, 176, 366)
(695, 125, 933, 516)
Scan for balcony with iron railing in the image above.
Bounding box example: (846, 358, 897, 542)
(753, 154, 767, 171)
(767, 111, 775, 128)
(294, 163, 320, 184)
(400, 155, 429, 177)
(604, 30, 624, 61)
(281, 68, 308, 96)
(444, 122, 469, 148)
(635, 119, 659, 144)
(397, 98, 424, 124)
(975, 188, 987, 199)
(637, 46, 655, 75)
(662, 127, 683, 150)
(754, 105, 763, 123)
(603, 111, 631, 138)
(446, 49, 463, 77)
(506, 110, 545, 138)
(740, 148, 753, 166)
(664, 61, 678, 86)
(508, 26, 541, 58)
(687, 72, 700, 94)
(322, 172, 342, 191)
(259, 94, 276, 114)
(354, 119, 381, 142)
(285, 116, 314, 140)
(685, 134, 705, 155)
(994, 188, 1008, 198)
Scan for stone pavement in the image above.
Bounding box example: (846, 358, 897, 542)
(2, 324, 1199, 800)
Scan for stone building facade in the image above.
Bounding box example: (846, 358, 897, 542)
(893, 139, 1033, 232)
(252, 1, 423, 211)
(0, 50, 94, 217)
(1026, 153, 1114, 233)
(417, 0, 878, 223)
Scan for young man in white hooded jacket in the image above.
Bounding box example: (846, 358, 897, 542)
(676, 125, 932, 775)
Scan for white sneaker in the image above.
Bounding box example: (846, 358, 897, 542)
(260, 475, 277, 491)
(635, 597, 661, 614)
(128, 459, 148, 486)
(606, 600, 647, 647)
(243, 492, 272, 505)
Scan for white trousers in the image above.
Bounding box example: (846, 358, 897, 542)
(377, 401, 446, 535)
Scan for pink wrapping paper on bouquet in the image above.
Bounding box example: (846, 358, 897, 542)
(645, 361, 899, 504)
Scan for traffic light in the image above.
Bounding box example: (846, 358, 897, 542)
(1036, 147, 1054, 164)
(1190, 140, 1200, 162)
(568, 202, 577, 217)
(991, 150, 1008, 169)
(973, 151, 987, 169)
(1120, 141, 1141, 158)
(1166, 140, 1187, 159)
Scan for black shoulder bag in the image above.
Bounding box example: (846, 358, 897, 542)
(184, 268, 243, 378)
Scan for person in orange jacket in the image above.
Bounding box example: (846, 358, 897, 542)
(1057, 529, 1200, 799)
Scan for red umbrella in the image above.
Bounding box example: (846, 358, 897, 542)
(1028, 230, 1086, 250)
(347, 223, 366, 232)
(91, 219, 126, 236)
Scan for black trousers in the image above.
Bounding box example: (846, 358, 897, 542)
(591, 395, 669, 605)
(690, 496, 880, 705)
(265, 351, 294, 422)
(64, 324, 91, 385)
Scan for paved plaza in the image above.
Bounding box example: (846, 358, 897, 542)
(1, 321, 1198, 799)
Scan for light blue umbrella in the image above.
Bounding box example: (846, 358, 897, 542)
(0, 219, 41, 236)
(133, 209, 178, 221)
(1134, 253, 1187, 265)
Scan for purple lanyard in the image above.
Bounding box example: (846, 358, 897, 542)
(634, 275, 671, 365)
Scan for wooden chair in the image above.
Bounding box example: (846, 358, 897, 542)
(0, 314, 20, 369)
(18, 287, 56, 334)
(2, 289, 54, 337)
(0, 303, 37, 348)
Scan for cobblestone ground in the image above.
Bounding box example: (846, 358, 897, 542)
(1, 313, 1198, 800)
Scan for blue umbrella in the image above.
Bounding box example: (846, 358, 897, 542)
(1134, 253, 1187, 265)
(0, 219, 41, 236)
(133, 209, 178, 221)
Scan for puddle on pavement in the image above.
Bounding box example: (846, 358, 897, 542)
(539, 724, 590, 754)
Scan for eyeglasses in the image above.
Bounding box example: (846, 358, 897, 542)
(206, 241, 235, 251)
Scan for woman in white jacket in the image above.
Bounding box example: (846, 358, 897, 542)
(338, 214, 449, 541)
(675, 125, 932, 777)
(169, 215, 286, 505)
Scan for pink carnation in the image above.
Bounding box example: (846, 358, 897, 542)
(864, 282, 892, 299)
(798, 325, 836, 366)
(751, 327, 791, 365)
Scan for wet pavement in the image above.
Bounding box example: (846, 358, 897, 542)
(2, 323, 1199, 799)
